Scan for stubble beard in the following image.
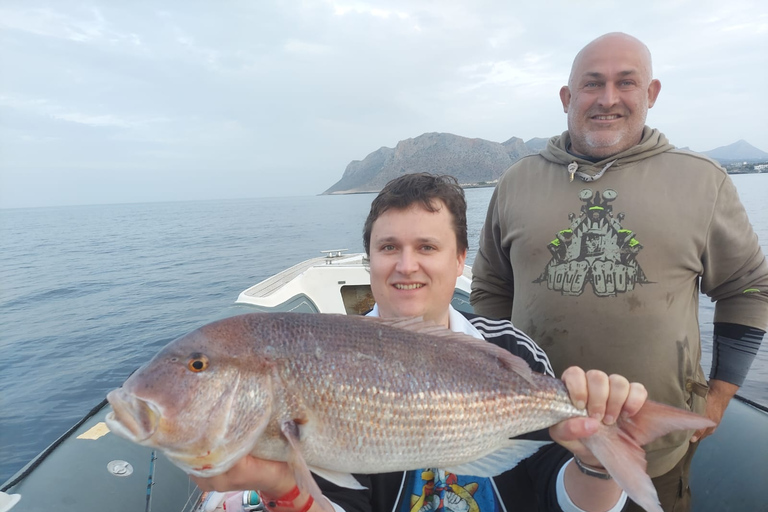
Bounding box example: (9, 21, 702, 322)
(568, 104, 648, 159)
(583, 130, 626, 153)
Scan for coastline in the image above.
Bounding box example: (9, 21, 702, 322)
(322, 171, 764, 196)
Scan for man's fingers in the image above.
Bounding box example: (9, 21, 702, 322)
(549, 417, 601, 465)
(555, 417, 600, 441)
(691, 426, 716, 443)
(621, 381, 648, 419)
(603, 374, 630, 425)
(561, 366, 588, 410)
(562, 368, 650, 427)
(585, 369, 609, 422)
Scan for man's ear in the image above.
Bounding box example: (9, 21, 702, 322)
(559, 86, 571, 113)
(456, 248, 467, 277)
(647, 79, 661, 108)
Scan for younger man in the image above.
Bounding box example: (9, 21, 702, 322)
(194, 173, 649, 512)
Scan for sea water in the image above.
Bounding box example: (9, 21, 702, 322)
(1, 174, 766, 483)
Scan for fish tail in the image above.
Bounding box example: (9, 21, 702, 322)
(581, 400, 714, 512)
(616, 399, 714, 446)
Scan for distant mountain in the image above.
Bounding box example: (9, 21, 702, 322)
(323, 132, 541, 194)
(703, 140, 768, 163)
(322, 135, 768, 194)
(524, 137, 550, 153)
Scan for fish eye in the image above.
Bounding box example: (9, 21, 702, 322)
(187, 353, 209, 372)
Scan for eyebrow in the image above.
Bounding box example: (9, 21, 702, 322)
(581, 69, 639, 80)
(374, 236, 442, 245)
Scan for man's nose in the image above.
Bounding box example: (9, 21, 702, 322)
(396, 249, 419, 274)
(598, 83, 620, 107)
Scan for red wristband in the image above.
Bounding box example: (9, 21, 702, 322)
(258, 486, 314, 512)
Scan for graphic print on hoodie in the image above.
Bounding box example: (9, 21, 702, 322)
(534, 188, 652, 297)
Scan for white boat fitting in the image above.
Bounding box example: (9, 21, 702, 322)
(235, 249, 473, 315)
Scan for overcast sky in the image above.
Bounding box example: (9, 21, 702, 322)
(1, 0, 766, 208)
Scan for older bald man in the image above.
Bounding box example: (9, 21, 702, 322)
(471, 32, 768, 512)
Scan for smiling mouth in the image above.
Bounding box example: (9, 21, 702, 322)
(394, 283, 424, 290)
(592, 114, 621, 120)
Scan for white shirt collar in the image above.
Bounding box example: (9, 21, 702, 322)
(367, 304, 484, 340)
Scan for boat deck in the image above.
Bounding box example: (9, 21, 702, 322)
(240, 252, 366, 299)
(1, 400, 200, 511)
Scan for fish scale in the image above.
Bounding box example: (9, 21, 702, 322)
(236, 313, 581, 471)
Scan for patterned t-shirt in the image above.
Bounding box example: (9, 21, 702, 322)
(400, 469, 500, 512)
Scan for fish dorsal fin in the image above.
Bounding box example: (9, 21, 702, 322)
(363, 316, 451, 337)
(365, 316, 537, 386)
(444, 439, 551, 477)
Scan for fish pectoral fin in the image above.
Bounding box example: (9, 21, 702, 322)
(280, 420, 337, 512)
(444, 440, 551, 477)
(309, 467, 367, 490)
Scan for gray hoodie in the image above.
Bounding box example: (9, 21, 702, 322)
(471, 126, 768, 476)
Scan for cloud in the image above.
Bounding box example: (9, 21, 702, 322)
(0, 5, 142, 46)
(283, 39, 332, 55)
(0, 94, 169, 128)
(327, 1, 410, 19)
(457, 56, 560, 93)
(0, 0, 766, 208)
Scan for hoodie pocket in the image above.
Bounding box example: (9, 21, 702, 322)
(685, 378, 709, 412)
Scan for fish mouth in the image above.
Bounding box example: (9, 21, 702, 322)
(105, 388, 161, 443)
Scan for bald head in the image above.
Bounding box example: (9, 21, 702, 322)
(569, 33, 654, 88)
(560, 32, 661, 159)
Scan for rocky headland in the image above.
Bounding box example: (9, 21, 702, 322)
(322, 134, 768, 194)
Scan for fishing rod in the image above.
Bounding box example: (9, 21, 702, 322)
(145, 450, 157, 512)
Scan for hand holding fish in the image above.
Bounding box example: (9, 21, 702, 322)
(192, 457, 326, 512)
(550, 366, 648, 465)
(190, 455, 290, 494)
(546, 367, 649, 510)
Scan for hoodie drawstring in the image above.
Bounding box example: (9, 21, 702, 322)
(568, 160, 617, 182)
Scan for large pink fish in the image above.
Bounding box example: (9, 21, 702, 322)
(106, 313, 713, 512)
